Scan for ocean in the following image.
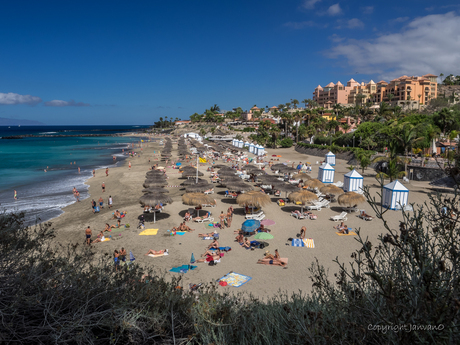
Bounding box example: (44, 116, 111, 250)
(0, 125, 150, 225)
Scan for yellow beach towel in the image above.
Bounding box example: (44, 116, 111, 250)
(336, 231, 357, 236)
(139, 229, 159, 236)
(303, 238, 315, 248)
(101, 238, 111, 242)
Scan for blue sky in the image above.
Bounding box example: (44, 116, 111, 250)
(1, 0, 459, 125)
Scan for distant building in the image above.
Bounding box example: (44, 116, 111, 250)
(313, 74, 438, 108)
(175, 120, 191, 126)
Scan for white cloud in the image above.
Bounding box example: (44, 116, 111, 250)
(326, 12, 460, 81)
(346, 18, 364, 29)
(44, 99, 90, 107)
(284, 21, 317, 29)
(329, 34, 345, 42)
(0, 92, 42, 105)
(362, 6, 374, 14)
(302, 0, 321, 9)
(327, 3, 342, 16)
(390, 16, 409, 23)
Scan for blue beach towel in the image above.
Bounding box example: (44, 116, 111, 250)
(169, 265, 197, 273)
(291, 239, 305, 247)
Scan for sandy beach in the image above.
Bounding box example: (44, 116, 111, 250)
(51, 136, 440, 298)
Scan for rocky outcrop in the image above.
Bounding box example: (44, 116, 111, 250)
(295, 145, 357, 165)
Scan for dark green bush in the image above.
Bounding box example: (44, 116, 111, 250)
(280, 137, 293, 148)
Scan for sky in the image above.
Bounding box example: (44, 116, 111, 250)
(1, 0, 460, 125)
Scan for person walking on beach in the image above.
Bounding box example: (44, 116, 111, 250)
(75, 190, 80, 202)
(91, 199, 96, 213)
(78, 167, 80, 174)
(98, 196, 104, 209)
(85, 226, 92, 246)
(226, 207, 233, 228)
(92, 169, 96, 177)
(108, 195, 113, 209)
(219, 211, 225, 228)
(128, 161, 131, 169)
(106, 167, 109, 177)
(102, 182, 105, 193)
(14, 190, 17, 200)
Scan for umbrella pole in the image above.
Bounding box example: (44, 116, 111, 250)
(154, 211, 156, 224)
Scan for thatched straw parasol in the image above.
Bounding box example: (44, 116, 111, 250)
(218, 170, 237, 176)
(139, 193, 173, 223)
(304, 179, 325, 189)
(271, 163, 287, 170)
(320, 185, 344, 196)
(143, 180, 168, 188)
(142, 187, 169, 193)
(181, 178, 207, 185)
(247, 169, 265, 176)
(185, 184, 212, 193)
(288, 190, 318, 213)
(225, 182, 254, 192)
(278, 166, 298, 174)
(272, 183, 300, 198)
(236, 191, 271, 208)
(293, 172, 312, 180)
(338, 192, 366, 207)
(182, 171, 204, 177)
(212, 164, 227, 169)
(182, 193, 216, 216)
(258, 175, 282, 183)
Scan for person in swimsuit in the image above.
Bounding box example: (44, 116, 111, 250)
(242, 237, 251, 249)
(91, 231, 104, 244)
(300, 226, 306, 239)
(219, 211, 225, 228)
(106, 167, 109, 177)
(108, 196, 113, 209)
(91, 199, 96, 213)
(99, 197, 104, 208)
(92, 169, 96, 177)
(14, 190, 17, 200)
(145, 249, 168, 255)
(104, 223, 111, 232)
(119, 247, 127, 262)
(85, 226, 92, 245)
(114, 250, 120, 271)
(102, 182, 105, 193)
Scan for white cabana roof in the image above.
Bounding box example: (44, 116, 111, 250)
(319, 163, 334, 171)
(326, 151, 335, 156)
(344, 169, 363, 179)
(383, 180, 408, 192)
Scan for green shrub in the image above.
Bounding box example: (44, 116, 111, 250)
(280, 137, 293, 148)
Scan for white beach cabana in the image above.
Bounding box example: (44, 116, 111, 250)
(249, 143, 255, 153)
(253, 144, 259, 155)
(244, 141, 250, 147)
(318, 163, 335, 183)
(238, 140, 244, 148)
(232, 139, 237, 146)
(382, 180, 409, 210)
(343, 169, 364, 193)
(257, 145, 265, 156)
(325, 151, 336, 166)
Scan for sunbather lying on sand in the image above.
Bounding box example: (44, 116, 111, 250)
(193, 211, 210, 221)
(184, 211, 191, 222)
(334, 222, 347, 231)
(299, 226, 306, 239)
(257, 224, 270, 232)
(360, 211, 373, 219)
(145, 249, 168, 256)
(258, 249, 286, 267)
(196, 252, 222, 263)
(201, 248, 221, 257)
(198, 231, 218, 238)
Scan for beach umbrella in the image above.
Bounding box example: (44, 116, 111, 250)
(145, 173, 167, 179)
(182, 192, 216, 217)
(139, 193, 173, 223)
(260, 219, 275, 226)
(248, 169, 265, 176)
(254, 232, 274, 240)
(320, 185, 344, 196)
(258, 175, 282, 183)
(212, 164, 227, 168)
(181, 178, 207, 185)
(236, 191, 271, 209)
(288, 190, 318, 213)
(143, 180, 168, 188)
(271, 163, 287, 170)
(241, 219, 260, 234)
(190, 253, 196, 265)
(304, 179, 325, 190)
(272, 183, 300, 198)
(186, 184, 212, 193)
(218, 170, 237, 176)
(225, 182, 254, 192)
(142, 187, 169, 193)
(156, 166, 165, 170)
(293, 172, 312, 180)
(144, 177, 167, 183)
(278, 166, 298, 174)
(338, 192, 366, 207)
(182, 171, 204, 177)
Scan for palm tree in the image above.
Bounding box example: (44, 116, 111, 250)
(293, 112, 302, 143)
(418, 94, 422, 110)
(269, 125, 281, 148)
(392, 123, 424, 174)
(388, 93, 394, 104)
(292, 99, 299, 109)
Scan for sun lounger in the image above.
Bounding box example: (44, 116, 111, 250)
(195, 216, 214, 223)
(332, 181, 344, 188)
(305, 204, 322, 211)
(204, 189, 214, 194)
(245, 211, 264, 220)
(330, 212, 348, 222)
(291, 211, 306, 219)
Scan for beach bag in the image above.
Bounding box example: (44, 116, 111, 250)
(95, 206, 100, 213)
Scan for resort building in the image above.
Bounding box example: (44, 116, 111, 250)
(313, 74, 438, 108)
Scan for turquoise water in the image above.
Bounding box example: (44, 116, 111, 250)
(0, 126, 149, 224)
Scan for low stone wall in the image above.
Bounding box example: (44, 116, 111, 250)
(408, 166, 447, 181)
(295, 145, 356, 164)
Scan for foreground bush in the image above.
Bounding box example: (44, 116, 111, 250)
(1, 184, 459, 344)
